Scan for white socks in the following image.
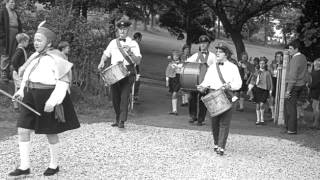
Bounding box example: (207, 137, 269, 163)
(260, 109, 265, 122)
(256, 110, 261, 123)
(19, 141, 31, 170)
(270, 106, 275, 119)
(49, 143, 59, 169)
(239, 98, 244, 109)
(172, 99, 177, 112)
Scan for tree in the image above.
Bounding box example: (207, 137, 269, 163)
(159, 0, 216, 48)
(297, 0, 320, 60)
(204, 0, 288, 60)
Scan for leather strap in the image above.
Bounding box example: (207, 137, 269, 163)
(116, 39, 134, 66)
(216, 63, 226, 84)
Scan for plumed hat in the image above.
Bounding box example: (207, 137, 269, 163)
(36, 21, 56, 42)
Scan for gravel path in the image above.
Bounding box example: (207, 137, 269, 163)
(0, 123, 320, 180)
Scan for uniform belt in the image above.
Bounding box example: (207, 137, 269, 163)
(26, 81, 55, 89)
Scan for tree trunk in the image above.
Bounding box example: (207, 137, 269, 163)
(151, 14, 155, 29)
(230, 30, 246, 61)
(217, 18, 220, 39)
(144, 17, 148, 31)
(133, 19, 137, 30)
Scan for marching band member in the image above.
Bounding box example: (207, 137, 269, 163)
(186, 35, 216, 126)
(132, 32, 142, 103)
(9, 22, 80, 177)
(197, 43, 242, 155)
(98, 17, 142, 128)
(166, 50, 183, 115)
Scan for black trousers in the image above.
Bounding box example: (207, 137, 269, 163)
(211, 108, 233, 149)
(189, 91, 207, 122)
(111, 75, 135, 122)
(284, 85, 305, 132)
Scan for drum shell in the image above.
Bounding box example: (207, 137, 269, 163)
(201, 89, 232, 117)
(180, 62, 207, 91)
(100, 63, 129, 86)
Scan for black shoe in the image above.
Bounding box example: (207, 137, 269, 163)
(8, 168, 30, 177)
(237, 108, 244, 112)
(180, 103, 188, 107)
(189, 118, 197, 123)
(217, 150, 224, 156)
(213, 146, 218, 152)
(169, 111, 178, 116)
(196, 122, 204, 126)
(43, 166, 59, 176)
(287, 130, 297, 135)
(118, 122, 125, 128)
(111, 122, 119, 127)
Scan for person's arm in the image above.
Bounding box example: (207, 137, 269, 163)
(229, 65, 242, 91)
(98, 42, 112, 70)
(11, 48, 23, 72)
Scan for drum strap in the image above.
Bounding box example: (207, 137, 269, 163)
(116, 39, 134, 66)
(216, 63, 232, 101)
(216, 63, 226, 84)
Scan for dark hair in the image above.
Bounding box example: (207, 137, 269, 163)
(58, 41, 70, 51)
(253, 57, 260, 65)
(288, 39, 301, 51)
(133, 32, 142, 40)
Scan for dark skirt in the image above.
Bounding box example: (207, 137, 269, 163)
(17, 87, 80, 134)
(169, 75, 180, 93)
(252, 86, 269, 103)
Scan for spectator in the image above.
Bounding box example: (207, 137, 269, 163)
(268, 51, 283, 120)
(57, 41, 70, 60)
(284, 39, 308, 134)
(0, 0, 22, 82)
(250, 58, 273, 125)
(310, 58, 320, 129)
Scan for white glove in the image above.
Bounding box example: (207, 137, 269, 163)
(44, 80, 69, 112)
(13, 88, 24, 101)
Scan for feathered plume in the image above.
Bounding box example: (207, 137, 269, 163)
(38, 20, 46, 28)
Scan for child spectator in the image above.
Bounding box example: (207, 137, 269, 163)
(250, 58, 273, 125)
(165, 50, 183, 115)
(11, 33, 30, 110)
(57, 41, 70, 60)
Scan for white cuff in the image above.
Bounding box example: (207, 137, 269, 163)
(46, 80, 69, 106)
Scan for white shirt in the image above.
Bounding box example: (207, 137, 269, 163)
(23, 55, 57, 85)
(200, 60, 242, 91)
(103, 37, 142, 65)
(186, 51, 216, 66)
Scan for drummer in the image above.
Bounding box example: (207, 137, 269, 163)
(98, 17, 142, 128)
(186, 35, 216, 126)
(197, 43, 242, 156)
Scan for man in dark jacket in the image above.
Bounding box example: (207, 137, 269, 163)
(0, 0, 22, 81)
(284, 39, 308, 134)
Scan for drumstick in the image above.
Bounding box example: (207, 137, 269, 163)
(0, 89, 41, 116)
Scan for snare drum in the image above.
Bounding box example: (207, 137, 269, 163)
(100, 62, 129, 86)
(201, 89, 232, 117)
(180, 62, 207, 91)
